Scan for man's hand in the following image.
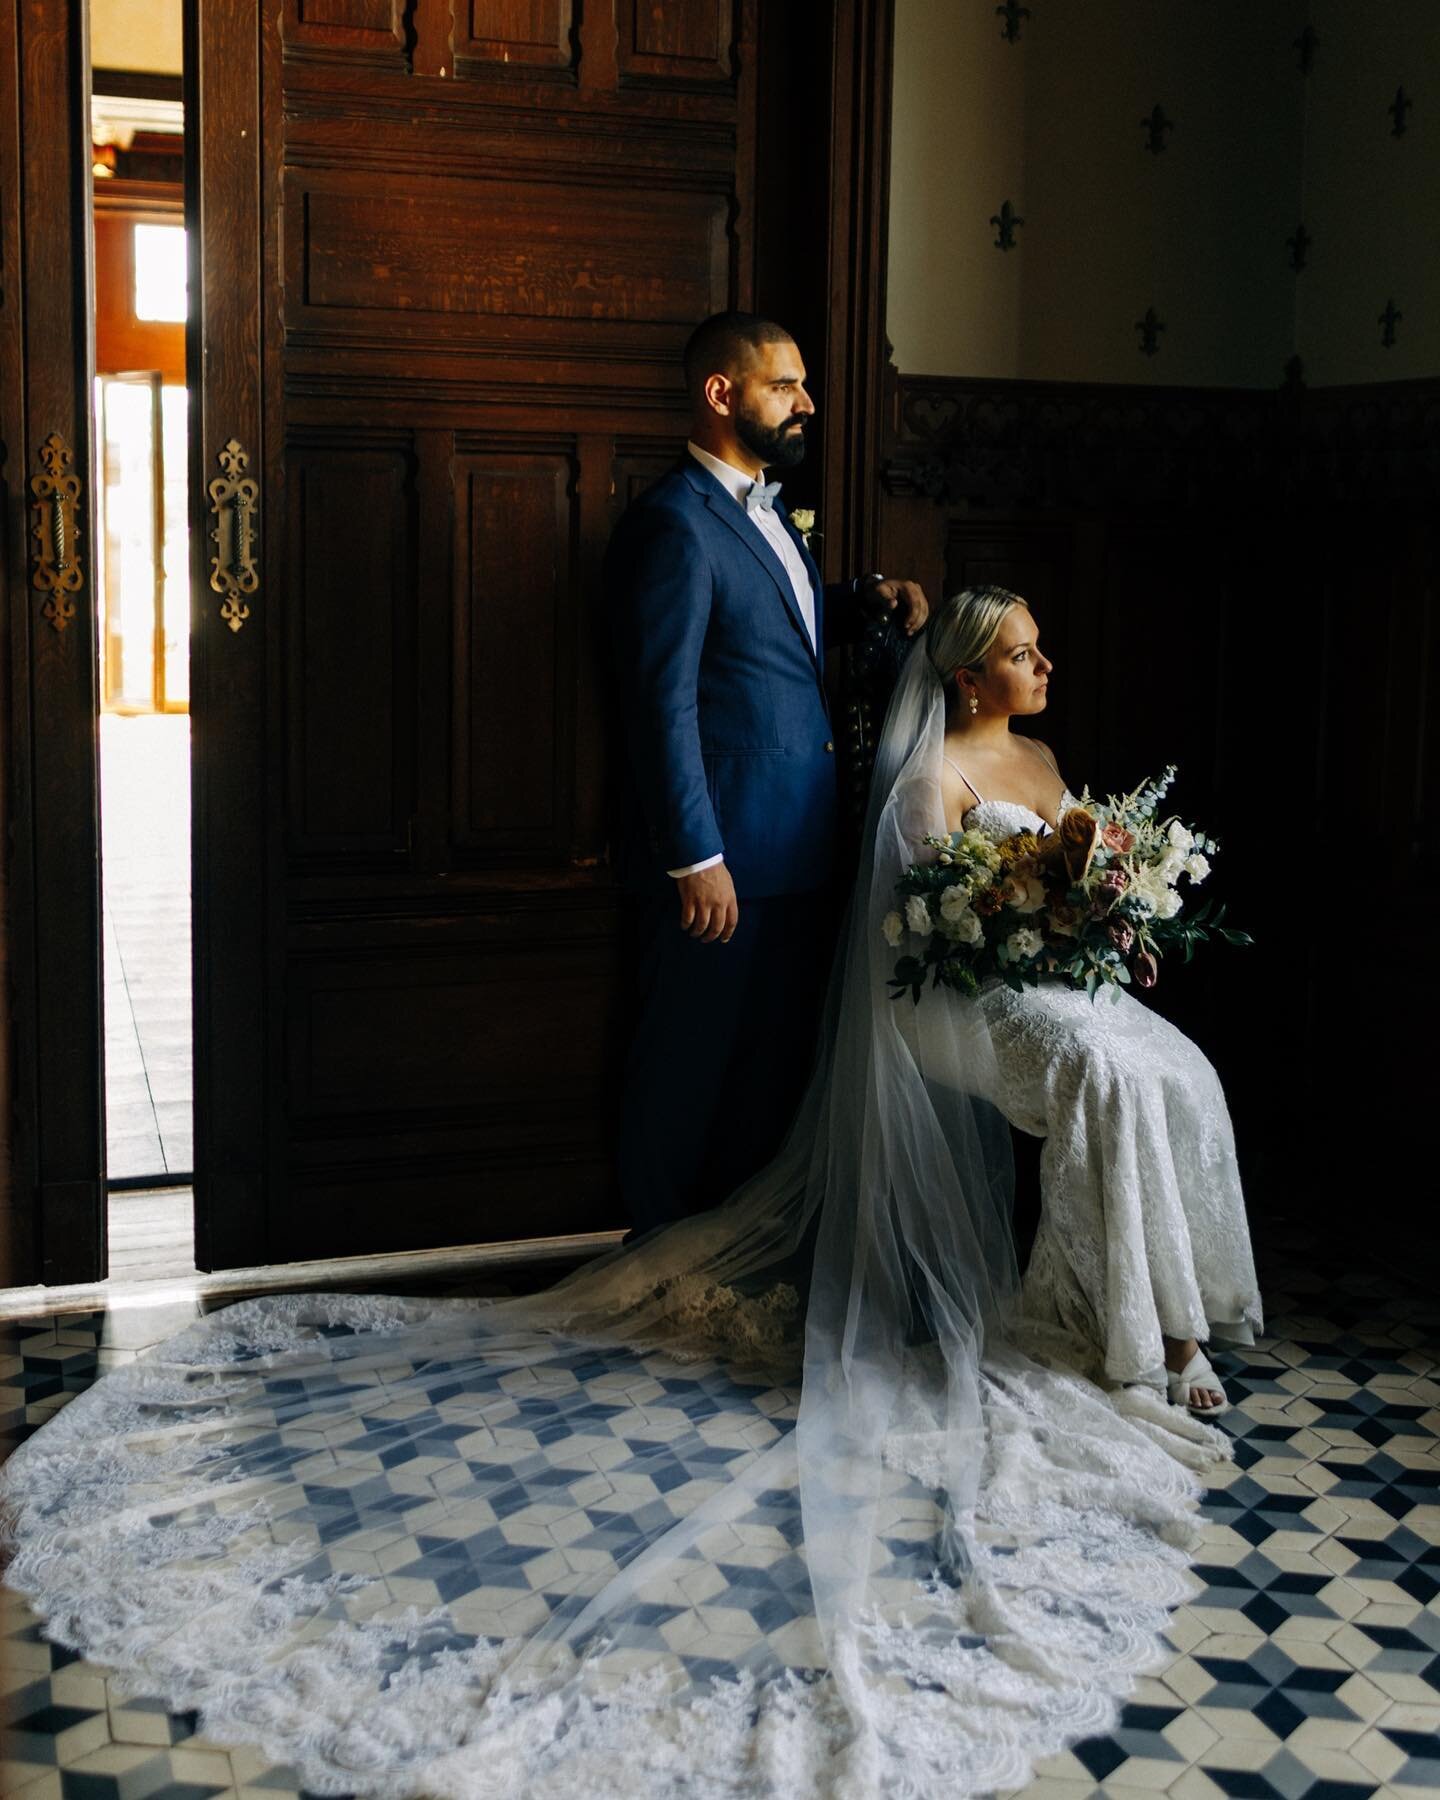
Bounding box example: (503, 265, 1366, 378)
(865, 577, 930, 636)
(676, 863, 739, 943)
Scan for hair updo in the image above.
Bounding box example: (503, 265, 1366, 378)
(925, 584, 1028, 686)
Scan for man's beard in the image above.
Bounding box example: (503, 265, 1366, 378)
(735, 405, 808, 469)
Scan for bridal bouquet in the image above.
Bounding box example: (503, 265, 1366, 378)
(884, 766, 1250, 1003)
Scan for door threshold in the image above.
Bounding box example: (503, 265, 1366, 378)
(0, 1226, 625, 1320)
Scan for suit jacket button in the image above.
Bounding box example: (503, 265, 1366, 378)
(824, 740, 835, 753)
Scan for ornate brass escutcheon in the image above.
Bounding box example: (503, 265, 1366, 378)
(207, 438, 259, 632)
(29, 433, 83, 633)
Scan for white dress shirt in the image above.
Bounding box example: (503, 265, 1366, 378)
(667, 444, 820, 878)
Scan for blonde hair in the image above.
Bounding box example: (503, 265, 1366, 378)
(926, 584, 1028, 686)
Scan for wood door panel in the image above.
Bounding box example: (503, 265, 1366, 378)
(451, 449, 573, 853)
(287, 938, 616, 1118)
(618, 0, 734, 85)
(284, 0, 408, 66)
(285, 440, 417, 860)
(612, 441, 682, 515)
(289, 170, 728, 332)
(272, 1152, 617, 1259)
(455, 0, 576, 72)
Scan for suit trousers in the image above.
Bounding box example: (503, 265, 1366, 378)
(618, 889, 835, 1237)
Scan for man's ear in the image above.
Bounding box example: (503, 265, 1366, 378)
(703, 372, 733, 417)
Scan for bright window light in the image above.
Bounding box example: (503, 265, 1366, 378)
(134, 223, 187, 323)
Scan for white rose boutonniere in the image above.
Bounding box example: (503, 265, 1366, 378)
(789, 507, 817, 548)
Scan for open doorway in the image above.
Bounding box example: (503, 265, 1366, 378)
(90, 2, 196, 1281)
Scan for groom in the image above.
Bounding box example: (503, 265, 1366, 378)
(606, 311, 929, 1234)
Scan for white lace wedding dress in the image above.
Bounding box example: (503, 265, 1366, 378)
(963, 790, 1263, 1389)
(0, 650, 1255, 1800)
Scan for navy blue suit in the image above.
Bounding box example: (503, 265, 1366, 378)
(606, 456, 856, 1232)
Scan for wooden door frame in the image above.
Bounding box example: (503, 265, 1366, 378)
(753, 0, 895, 585)
(184, 0, 269, 1271)
(0, 0, 106, 1287)
(819, 0, 895, 585)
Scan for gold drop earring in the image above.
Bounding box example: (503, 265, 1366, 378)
(968, 693, 979, 716)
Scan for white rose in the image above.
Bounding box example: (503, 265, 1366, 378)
(1184, 852, 1211, 883)
(905, 894, 932, 936)
(938, 883, 972, 920)
(882, 910, 904, 948)
(1003, 874, 1046, 914)
(1157, 846, 1186, 884)
(1168, 820, 1194, 852)
(1156, 889, 1182, 920)
(1006, 927, 1044, 960)
(943, 906, 983, 946)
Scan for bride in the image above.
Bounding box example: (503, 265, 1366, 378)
(929, 585, 1262, 1416)
(1, 591, 1260, 1800)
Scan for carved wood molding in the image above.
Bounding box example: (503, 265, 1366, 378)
(882, 369, 1440, 510)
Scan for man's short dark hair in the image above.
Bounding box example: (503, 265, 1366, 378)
(683, 311, 794, 400)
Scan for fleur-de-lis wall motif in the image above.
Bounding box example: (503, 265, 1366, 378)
(1379, 298, 1402, 348)
(1293, 25, 1318, 74)
(1389, 87, 1412, 137)
(1135, 308, 1165, 356)
(989, 200, 1023, 250)
(1141, 104, 1173, 154)
(995, 1, 1030, 44)
(1286, 223, 1311, 272)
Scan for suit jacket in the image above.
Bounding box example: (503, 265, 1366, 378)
(605, 456, 853, 898)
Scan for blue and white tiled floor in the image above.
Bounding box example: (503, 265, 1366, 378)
(2, 1228, 1436, 1799)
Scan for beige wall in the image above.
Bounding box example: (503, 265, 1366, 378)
(91, 0, 181, 75)
(889, 0, 1437, 388)
(1299, 0, 1440, 384)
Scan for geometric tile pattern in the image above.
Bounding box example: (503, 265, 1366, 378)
(3, 1225, 1437, 1800)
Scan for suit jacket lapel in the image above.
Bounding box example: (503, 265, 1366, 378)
(686, 468, 820, 670)
(779, 504, 825, 650)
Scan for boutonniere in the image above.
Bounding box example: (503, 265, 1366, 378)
(789, 508, 818, 548)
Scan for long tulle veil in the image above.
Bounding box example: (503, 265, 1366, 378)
(0, 642, 1221, 1798)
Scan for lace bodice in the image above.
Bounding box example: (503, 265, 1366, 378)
(964, 788, 1079, 843)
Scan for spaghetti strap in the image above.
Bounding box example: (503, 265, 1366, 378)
(942, 753, 981, 802)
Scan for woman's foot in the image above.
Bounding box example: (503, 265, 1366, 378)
(1163, 1335, 1228, 1416)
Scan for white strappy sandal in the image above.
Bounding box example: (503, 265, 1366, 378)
(1167, 1349, 1230, 1419)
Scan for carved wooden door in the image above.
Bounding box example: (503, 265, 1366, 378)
(0, 0, 106, 1285)
(188, 0, 765, 1267)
